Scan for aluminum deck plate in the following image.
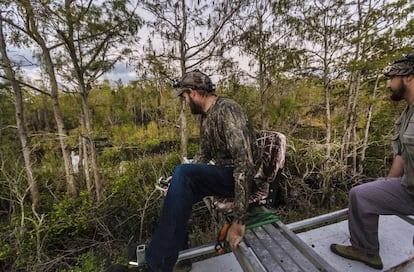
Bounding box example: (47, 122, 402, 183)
(191, 215, 414, 272)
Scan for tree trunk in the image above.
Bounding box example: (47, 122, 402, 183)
(42, 95, 50, 131)
(324, 82, 332, 165)
(79, 115, 92, 195)
(341, 73, 356, 177)
(179, 100, 188, 160)
(323, 75, 332, 196)
(45, 52, 77, 197)
(259, 59, 267, 130)
(156, 77, 162, 127)
(258, 11, 266, 130)
(80, 94, 102, 201)
(61, 0, 102, 201)
(20, 0, 77, 197)
(0, 18, 40, 209)
(179, 0, 188, 160)
(359, 74, 380, 173)
(345, 71, 361, 176)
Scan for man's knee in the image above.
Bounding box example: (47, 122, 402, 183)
(349, 182, 377, 213)
(349, 183, 367, 203)
(173, 164, 191, 177)
(170, 164, 195, 194)
(349, 186, 358, 198)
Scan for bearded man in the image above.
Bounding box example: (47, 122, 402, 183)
(144, 70, 260, 272)
(330, 53, 414, 270)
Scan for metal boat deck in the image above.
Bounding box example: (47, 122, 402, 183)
(191, 209, 414, 272)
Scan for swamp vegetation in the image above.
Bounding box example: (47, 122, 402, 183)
(1, 0, 413, 270)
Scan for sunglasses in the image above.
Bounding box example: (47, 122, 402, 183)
(178, 88, 191, 98)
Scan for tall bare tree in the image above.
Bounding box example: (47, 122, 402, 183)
(141, 0, 246, 159)
(232, 0, 296, 129)
(4, 0, 78, 197)
(288, 0, 352, 198)
(0, 15, 40, 209)
(50, 0, 141, 201)
(342, 0, 411, 176)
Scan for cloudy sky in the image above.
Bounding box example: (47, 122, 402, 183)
(101, 62, 137, 84)
(7, 46, 137, 86)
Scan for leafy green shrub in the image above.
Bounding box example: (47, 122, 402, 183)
(101, 152, 181, 244)
(48, 193, 92, 241)
(0, 225, 14, 269)
(61, 250, 109, 272)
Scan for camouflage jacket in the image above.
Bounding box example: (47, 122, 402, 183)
(193, 96, 260, 224)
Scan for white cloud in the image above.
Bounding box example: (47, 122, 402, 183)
(103, 62, 137, 84)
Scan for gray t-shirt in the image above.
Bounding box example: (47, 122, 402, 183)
(392, 104, 414, 195)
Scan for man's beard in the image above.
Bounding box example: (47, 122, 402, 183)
(390, 78, 407, 101)
(188, 96, 203, 114)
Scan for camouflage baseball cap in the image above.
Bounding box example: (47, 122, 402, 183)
(384, 53, 414, 77)
(172, 69, 215, 96)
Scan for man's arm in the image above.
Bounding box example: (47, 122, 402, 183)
(220, 103, 257, 248)
(388, 155, 404, 177)
(222, 107, 256, 225)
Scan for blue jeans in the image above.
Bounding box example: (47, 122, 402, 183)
(145, 163, 235, 272)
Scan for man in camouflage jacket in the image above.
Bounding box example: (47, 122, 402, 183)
(145, 70, 260, 272)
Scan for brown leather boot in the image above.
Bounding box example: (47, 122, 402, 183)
(330, 244, 383, 270)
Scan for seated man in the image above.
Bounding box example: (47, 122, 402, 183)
(144, 70, 261, 272)
(330, 53, 414, 270)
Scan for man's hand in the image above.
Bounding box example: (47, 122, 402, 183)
(226, 222, 245, 250)
(158, 176, 172, 196)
